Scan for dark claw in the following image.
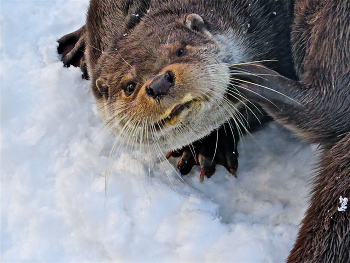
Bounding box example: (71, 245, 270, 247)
(217, 143, 239, 178)
(229, 168, 238, 178)
(198, 162, 216, 181)
(199, 170, 206, 182)
(166, 151, 173, 159)
(167, 150, 183, 158)
(198, 150, 216, 179)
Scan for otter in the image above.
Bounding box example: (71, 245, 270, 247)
(58, 0, 296, 179)
(231, 0, 350, 262)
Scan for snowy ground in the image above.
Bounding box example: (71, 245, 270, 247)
(1, 1, 318, 262)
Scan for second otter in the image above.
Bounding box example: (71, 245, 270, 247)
(232, 0, 350, 261)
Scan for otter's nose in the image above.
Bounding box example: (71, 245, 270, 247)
(146, 71, 175, 99)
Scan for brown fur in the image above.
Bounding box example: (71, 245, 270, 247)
(232, 0, 350, 261)
(58, 0, 296, 177)
(289, 135, 350, 262)
(288, 1, 350, 261)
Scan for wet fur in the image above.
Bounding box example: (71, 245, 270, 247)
(233, 0, 350, 261)
(289, 1, 350, 261)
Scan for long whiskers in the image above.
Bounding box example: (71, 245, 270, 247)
(98, 58, 294, 194)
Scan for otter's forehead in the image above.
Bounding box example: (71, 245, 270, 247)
(119, 17, 212, 49)
(108, 25, 217, 77)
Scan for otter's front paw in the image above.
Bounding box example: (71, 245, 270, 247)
(167, 121, 239, 181)
(57, 25, 88, 79)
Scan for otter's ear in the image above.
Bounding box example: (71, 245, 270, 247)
(185, 14, 209, 34)
(95, 77, 109, 96)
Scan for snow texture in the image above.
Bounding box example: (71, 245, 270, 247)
(1, 1, 317, 262)
(338, 196, 348, 212)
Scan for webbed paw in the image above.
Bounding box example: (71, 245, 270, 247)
(167, 121, 239, 181)
(167, 104, 269, 181)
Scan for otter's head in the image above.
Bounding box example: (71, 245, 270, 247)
(92, 12, 243, 152)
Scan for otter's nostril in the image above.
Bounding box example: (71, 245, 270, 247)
(165, 70, 175, 84)
(146, 86, 154, 97)
(146, 71, 176, 99)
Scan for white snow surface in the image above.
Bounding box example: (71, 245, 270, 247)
(1, 1, 318, 262)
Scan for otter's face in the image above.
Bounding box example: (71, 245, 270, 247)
(92, 13, 241, 152)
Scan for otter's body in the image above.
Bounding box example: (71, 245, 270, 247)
(58, 0, 295, 177)
(234, 0, 350, 261)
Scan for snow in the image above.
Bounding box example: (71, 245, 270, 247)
(1, 0, 317, 261)
(338, 196, 348, 212)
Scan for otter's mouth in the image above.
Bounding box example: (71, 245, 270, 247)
(155, 99, 197, 129)
(170, 100, 194, 117)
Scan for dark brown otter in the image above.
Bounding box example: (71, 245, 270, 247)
(58, 0, 296, 179)
(232, 0, 350, 261)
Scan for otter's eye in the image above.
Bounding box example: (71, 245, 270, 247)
(176, 48, 185, 57)
(125, 82, 136, 96)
